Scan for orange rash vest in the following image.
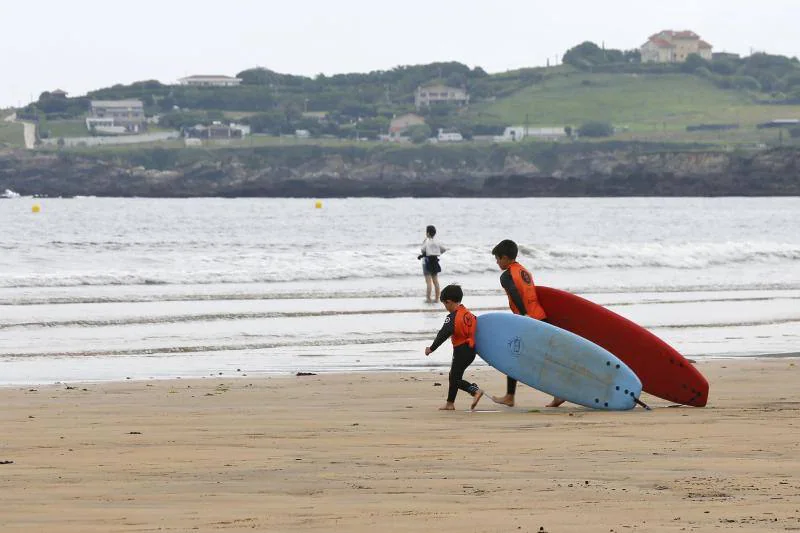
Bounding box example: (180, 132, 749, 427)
(451, 304, 477, 348)
(506, 262, 547, 320)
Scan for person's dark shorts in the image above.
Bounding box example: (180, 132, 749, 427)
(422, 256, 441, 276)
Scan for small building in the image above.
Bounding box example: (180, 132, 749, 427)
(184, 121, 248, 139)
(178, 75, 242, 87)
(50, 89, 68, 98)
(88, 100, 146, 133)
(756, 119, 800, 129)
(85, 117, 128, 135)
(494, 126, 567, 142)
(414, 84, 469, 110)
(437, 129, 463, 142)
(640, 30, 712, 63)
(388, 113, 426, 139)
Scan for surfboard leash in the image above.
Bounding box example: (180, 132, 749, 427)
(634, 398, 652, 411)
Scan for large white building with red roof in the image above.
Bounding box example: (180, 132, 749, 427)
(641, 30, 712, 63)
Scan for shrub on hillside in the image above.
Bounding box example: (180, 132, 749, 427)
(407, 124, 432, 144)
(577, 122, 614, 138)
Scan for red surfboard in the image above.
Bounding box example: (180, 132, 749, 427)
(537, 286, 709, 407)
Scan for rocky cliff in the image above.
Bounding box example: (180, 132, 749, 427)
(1, 144, 798, 197)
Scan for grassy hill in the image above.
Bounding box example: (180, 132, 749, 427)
(0, 119, 24, 147)
(468, 72, 800, 144)
(21, 63, 800, 149)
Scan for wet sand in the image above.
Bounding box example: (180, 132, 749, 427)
(1, 359, 799, 532)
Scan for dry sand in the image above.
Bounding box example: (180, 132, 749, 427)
(1, 359, 799, 532)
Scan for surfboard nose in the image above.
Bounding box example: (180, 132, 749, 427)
(683, 378, 709, 407)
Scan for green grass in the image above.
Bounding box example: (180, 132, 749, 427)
(43, 119, 89, 138)
(0, 120, 24, 146)
(469, 73, 800, 136)
(221, 111, 260, 120)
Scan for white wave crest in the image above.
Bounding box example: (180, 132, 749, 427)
(0, 241, 798, 288)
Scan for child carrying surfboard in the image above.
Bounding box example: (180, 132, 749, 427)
(424, 284, 485, 411)
(490, 239, 565, 408)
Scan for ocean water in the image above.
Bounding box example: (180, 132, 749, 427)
(1, 197, 799, 385)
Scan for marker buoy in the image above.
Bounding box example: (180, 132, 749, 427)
(32, 204, 41, 213)
(314, 200, 322, 209)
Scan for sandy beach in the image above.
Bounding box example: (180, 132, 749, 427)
(1, 359, 799, 532)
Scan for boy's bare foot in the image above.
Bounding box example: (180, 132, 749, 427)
(546, 397, 566, 407)
(491, 394, 515, 407)
(470, 389, 484, 410)
(439, 403, 456, 410)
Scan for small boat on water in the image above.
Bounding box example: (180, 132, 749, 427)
(1, 189, 21, 198)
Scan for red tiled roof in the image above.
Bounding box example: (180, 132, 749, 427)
(648, 37, 675, 48)
(650, 30, 702, 41)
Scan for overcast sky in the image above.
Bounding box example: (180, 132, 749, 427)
(2, 0, 799, 108)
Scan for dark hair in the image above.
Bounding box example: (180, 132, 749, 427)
(426, 225, 436, 237)
(492, 239, 518, 260)
(439, 284, 463, 303)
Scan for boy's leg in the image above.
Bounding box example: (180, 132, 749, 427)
(492, 376, 517, 406)
(431, 274, 441, 301)
(454, 349, 483, 410)
(424, 274, 433, 302)
(444, 348, 481, 410)
(468, 384, 484, 410)
(546, 397, 566, 407)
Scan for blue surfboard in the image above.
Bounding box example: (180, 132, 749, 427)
(475, 313, 642, 410)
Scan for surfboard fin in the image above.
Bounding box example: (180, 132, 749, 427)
(634, 398, 651, 411)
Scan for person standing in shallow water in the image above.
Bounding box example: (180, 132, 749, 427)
(418, 225, 446, 303)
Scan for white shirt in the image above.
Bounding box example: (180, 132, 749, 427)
(421, 237, 446, 256)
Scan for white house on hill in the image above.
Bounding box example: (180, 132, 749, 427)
(640, 30, 712, 63)
(414, 84, 469, 110)
(86, 100, 145, 133)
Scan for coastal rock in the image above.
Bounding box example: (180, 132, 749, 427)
(502, 155, 541, 176)
(1, 145, 798, 197)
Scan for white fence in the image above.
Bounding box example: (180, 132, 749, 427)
(41, 132, 180, 148)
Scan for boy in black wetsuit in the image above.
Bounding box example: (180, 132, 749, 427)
(425, 284, 484, 411)
(490, 239, 564, 408)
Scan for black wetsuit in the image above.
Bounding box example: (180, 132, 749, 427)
(429, 310, 480, 403)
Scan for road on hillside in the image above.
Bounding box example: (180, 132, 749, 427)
(3, 112, 37, 149)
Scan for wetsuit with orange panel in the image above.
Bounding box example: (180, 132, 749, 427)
(429, 304, 481, 403)
(500, 261, 547, 394)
